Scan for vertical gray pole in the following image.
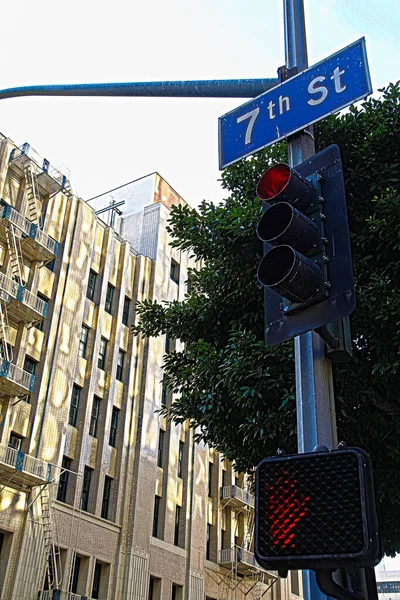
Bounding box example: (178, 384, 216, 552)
(283, 1, 338, 599)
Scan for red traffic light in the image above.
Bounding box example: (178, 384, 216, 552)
(256, 164, 316, 213)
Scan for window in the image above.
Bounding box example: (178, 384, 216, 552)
(98, 337, 107, 370)
(36, 294, 48, 331)
(170, 259, 180, 284)
(87, 269, 97, 301)
(23, 357, 37, 375)
(149, 577, 161, 600)
(174, 505, 181, 546)
(161, 385, 168, 404)
(57, 456, 71, 503)
(69, 385, 81, 427)
(221, 529, 226, 550)
(101, 477, 112, 520)
(116, 350, 125, 381)
(109, 407, 119, 447)
(152, 496, 161, 537)
(165, 333, 171, 354)
(105, 283, 114, 314)
(171, 584, 183, 600)
(206, 523, 211, 560)
(8, 433, 23, 451)
(178, 441, 184, 478)
(70, 555, 81, 594)
(157, 429, 164, 468)
(92, 561, 102, 599)
(122, 296, 130, 326)
(89, 396, 101, 437)
(81, 467, 92, 511)
(291, 571, 300, 597)
(78, 325, 89, 358)
(208, 462, 213, 497)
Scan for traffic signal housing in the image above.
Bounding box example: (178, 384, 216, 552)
(255, 448, 382, 573)
(256, 144, 354, 346)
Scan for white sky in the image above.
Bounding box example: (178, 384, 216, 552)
(0, 0, 399, 207)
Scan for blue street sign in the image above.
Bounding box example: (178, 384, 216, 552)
(218, 38, 372, 169)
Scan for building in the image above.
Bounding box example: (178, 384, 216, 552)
(0, 133, 301, 600)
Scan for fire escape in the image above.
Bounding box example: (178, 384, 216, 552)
(0, 141, 71, 596)
(217, 483, 277, 600)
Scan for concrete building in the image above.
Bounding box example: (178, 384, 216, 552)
(0, 133, 300, 600)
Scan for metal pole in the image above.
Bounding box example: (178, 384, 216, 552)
(283, 1, 338, 599)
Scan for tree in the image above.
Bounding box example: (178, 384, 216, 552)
(133, 83, 400, 554)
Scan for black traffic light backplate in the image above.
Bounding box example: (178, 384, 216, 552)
(263, 144, 355, 345)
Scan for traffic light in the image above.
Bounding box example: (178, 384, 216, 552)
(255, 448, 382, 573)
(256, 144, 355, 346)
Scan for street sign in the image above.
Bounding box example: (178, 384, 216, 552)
(218, 38, 372, 169)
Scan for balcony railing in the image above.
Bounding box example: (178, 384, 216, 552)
(0, 359, 35, 393)
(220, 546, 256, 567)
(0, 204, 58, 259)
(38, 591, 92, 600)
(0, 271, 48, 320)
(0, 441, 51, 486)
(9, 142, 71, 195)
(220, 484, 255, 508)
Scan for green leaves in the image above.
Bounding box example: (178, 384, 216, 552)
(134, 82, 400, 554)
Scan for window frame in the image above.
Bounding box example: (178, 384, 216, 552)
(78, 325, 89, 359)
(109, 406, 119, 447)
(57, 456, 72, 503)
(174, 505, 181, 546)
(105, 283, 114, 314)
(92, 561, 102, 599)
(116, 350, 125, 381)
(69, 385, 81, 427)
(8, 432, 23, 451)
(101, 476, 112, 520)
(170, 259, 180, 284)
(89, 396, 101, 438)
(178, 441, 184, 478)
(81, 466, 92, 512)
(87, 269, 97, 301)
(157, 429, 165, 468)
(23, 356, 37, 375)
(98, 337, 107, 370)
(122, 296, 130, 326)
(152, 495, 161, 537)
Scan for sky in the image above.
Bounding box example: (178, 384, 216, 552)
(0, 0, 399, 208)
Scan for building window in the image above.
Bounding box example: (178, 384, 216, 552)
(221, 529, 226, 550)
(170, 259, 180, 284)
(122, 296, 130, 326)
(157, 429, 164, 468)
(116, 350, 125, 381)
(98, 337, 107, 370)
(291, 571, 300, 597)
(165, 333, 171, 354)
(8, 432, 23, 450)
(206, 523, 211, 560)
(81, 467, 92, 511)
(69, 385, 81, 427)
(161, 385, 168, 404)
(105, 283, 114, 314)
(23, 357, 37, 375)
(109, 407, 119, 447)
(174, 505, 181, 546)
(92, 561, 102, 599)
(101, 476, 112, 520)
(149, 577, 161, 600)
(36, 293, 48, 331)
(89, 396, 101, 437)
(178, 441, 184, 478)
(208, 462, 213, 497)
(152, 496, 161, 537)
(87, 269, 97, 301)
(222, 469, 227, 489)
(78, 325, 89, 358)
(70, 555, 81, 594)
(172, 584, 183, 600)
(57, 456, 71, 503)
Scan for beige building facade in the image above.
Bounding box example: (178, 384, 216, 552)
(0, 133, 301, 600)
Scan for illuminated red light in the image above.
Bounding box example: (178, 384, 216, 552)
(256, 164, 291, 201)
(267, 470, 310, 550)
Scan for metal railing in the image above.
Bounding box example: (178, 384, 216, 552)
(0, 205, 58, 255)
(38, 592, 91, 600)
(0, 272, 48, 317)
(0, 441, 49, 480)
(22, 287, 48, 317)
(12, 142, 71, 189)
(1, 360, 35, 392)
(0, 271, 21, 301)
(220, 546, 256, 566)
(220, 484, 255, 507)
